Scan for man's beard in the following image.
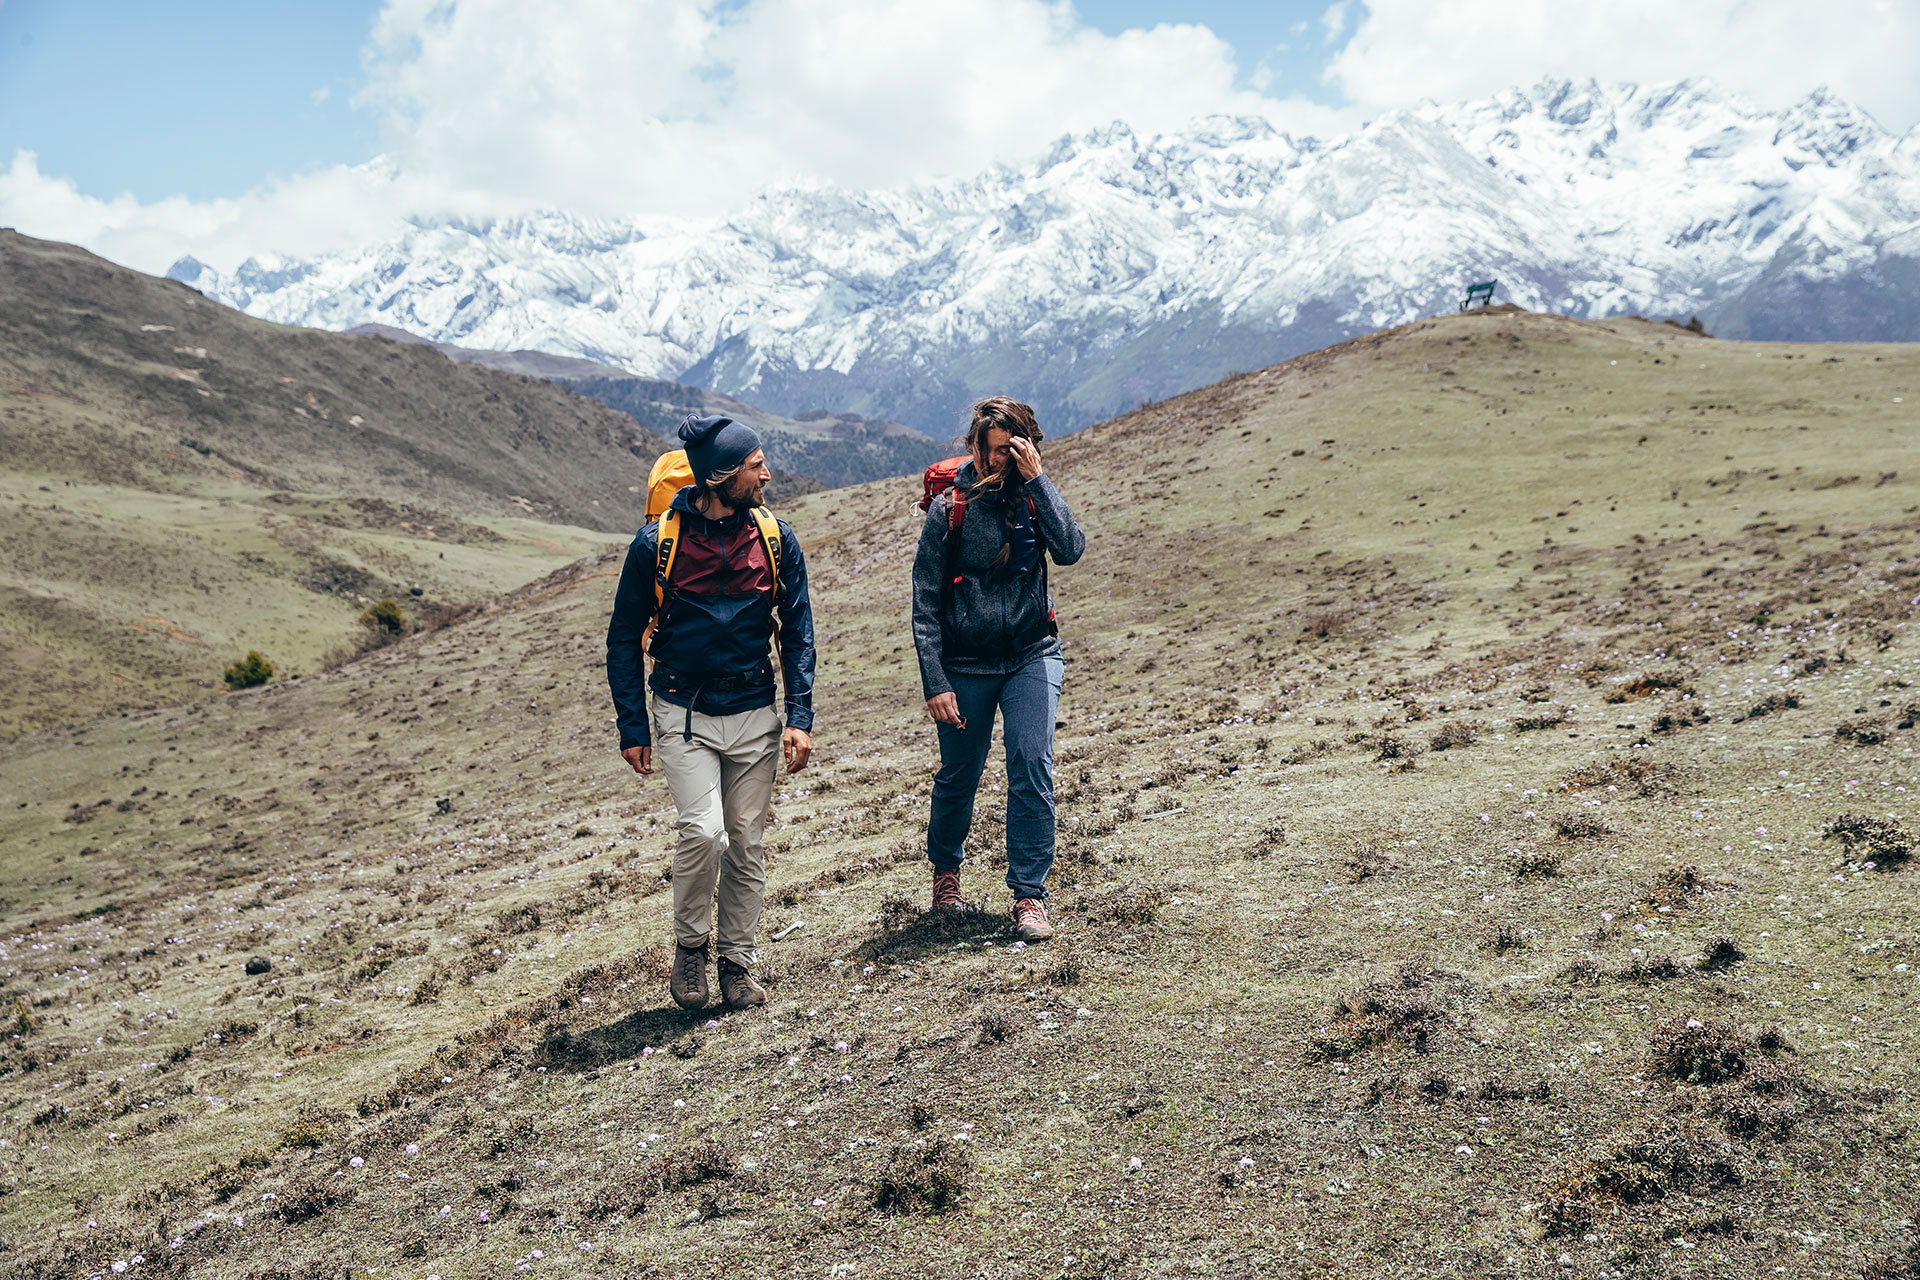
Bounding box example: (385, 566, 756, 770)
(720, 475, 766, 508)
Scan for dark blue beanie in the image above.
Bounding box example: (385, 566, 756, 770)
(678, 414, 762, 486)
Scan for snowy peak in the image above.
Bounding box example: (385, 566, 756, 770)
(171, 79, 1920, 434)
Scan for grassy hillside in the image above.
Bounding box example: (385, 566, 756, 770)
(0, 232, 687, 737)
(2, 307, 1918, 1279)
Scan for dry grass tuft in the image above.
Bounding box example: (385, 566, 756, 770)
(1540, 1123, 1746, 1236)
(1648, 1015, 1788, 1086)
(1513, 705, 1570, 732)
(1732, 691, 1800, 723)
(1105, 887, 1169, 927)
(1821, 812, 1913, 869)
(1427, 720, 1479, 751)
(1343, 844, 1387, 882)
(1559, 755, 1677, 795)
(1615, 954, 1682, 983)
(1602, 670, 1693, 702)
(1699, 935, 1745, 971)
(1834, 717, 1891, 746)
(1551, 812, 1610, 839)
(1509, 848, 1562, 879)
(1301, 610, 1351, 638)
(1310, 958, 1450, 1060)
(976, 1005, 1020, 1043)
(872, 1135, 974, 1214)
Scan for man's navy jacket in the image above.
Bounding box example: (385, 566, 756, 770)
(605, 486, 815, 750)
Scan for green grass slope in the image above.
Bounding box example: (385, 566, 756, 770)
(0, 231, 686, 736)
(2, 307, 1918, 1279)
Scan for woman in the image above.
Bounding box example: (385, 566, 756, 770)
(910, 396, 1086, 941)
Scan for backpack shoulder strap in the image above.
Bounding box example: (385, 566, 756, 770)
(750, 506, 783, 600)
(653, 508, 681, 612)
(943, 489, 969, 585)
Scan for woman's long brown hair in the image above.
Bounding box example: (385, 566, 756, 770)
(963, 396, 1044, 573)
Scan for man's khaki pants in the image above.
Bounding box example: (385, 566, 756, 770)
(652, 701, 781, 967)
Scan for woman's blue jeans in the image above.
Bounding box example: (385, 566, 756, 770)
(926, 653, 1063, 900)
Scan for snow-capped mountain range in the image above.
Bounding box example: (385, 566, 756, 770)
(170, 78, 1920, 435)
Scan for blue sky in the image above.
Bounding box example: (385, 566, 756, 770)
(0, 0, 1347, 203)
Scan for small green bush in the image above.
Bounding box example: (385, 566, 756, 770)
(222, 651, 273, 689)
(359, 598, 406, 634)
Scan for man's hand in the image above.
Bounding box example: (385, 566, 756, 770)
(782, 727, 813, 774)
(621, 745, 653, 775)
(926, 693, 966, 727)
(1007, 436, 1043, 482)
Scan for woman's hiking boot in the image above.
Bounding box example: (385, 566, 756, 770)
(1010, 897, 1054, 942)
(717, 956, 768, 1008)
(931, 867, 964, 912)
(670, 938, 710, 1010)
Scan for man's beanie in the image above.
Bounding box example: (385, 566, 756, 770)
(678, 414, 761, 486)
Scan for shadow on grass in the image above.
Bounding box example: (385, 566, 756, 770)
(533, 1004, 717, 1072)
(856, 895, 1011, 962)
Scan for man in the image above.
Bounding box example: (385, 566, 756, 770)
(606, 414, 815, 1010)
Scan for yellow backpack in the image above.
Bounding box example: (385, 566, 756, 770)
(644, 448, 782, 613)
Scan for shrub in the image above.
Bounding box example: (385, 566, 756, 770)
(1699, 935, 1745, 971)
(1310, 959, 1448, 1059)
(359, 598, 406, 634)
(1301, 610, 1351, 638)
(223, 650, 273, 690)
(1821, 813, 1913, 869)
(873, 1135, 973, 1213)
(1540, 1124, 1744, 1236)
(1513, 706, 1570, 732)
(274, 1180, 346, 1224)
(1551, 813, 1609, 839)
(1648, 1015, 1787, 1085)
(279, 1120, 330, 1150)
(1615, 954, 1682, 983)
(976, 1006, 1019, 1043)
(1559, 756, 1676, 795)
(1108, 887, 1168, 926)
(1428, 720, 1478, 751)
(1601, 670, 1692, 703)
(1651, 705, 1710, 734)
(1509, 848, 1562, 879)
(1833, 718, 1890, 746)
(1733, 692, 1800, 723)
(1344, 844, 1386, 882)
(1373, 733, 1420, 761)
(1043, 946, 1086, 987)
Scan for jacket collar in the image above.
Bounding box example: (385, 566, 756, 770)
(669, 484, 750, 528)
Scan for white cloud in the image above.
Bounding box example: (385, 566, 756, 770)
(6, 0, 1910, 276)
(357, 0, 1346, 213)
(2, 0, 1350, 272)
(1327, 0, 1920, 133)
(0, 149, 499, 274)
(1320, 2, 1350, 45)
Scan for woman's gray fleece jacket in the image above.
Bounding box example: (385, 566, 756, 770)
(911, 461, 1086, 699)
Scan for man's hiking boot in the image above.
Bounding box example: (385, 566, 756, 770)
(1010, 897, 1054, 942)
(670, 938, 710, 1010)
(717, 956, 768, 1009)
(932, 867, 964, 912)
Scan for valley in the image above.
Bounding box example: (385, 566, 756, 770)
(2, 306, 1918, 1278)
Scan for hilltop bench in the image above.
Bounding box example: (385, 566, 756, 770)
(1461, 280, 1497, 310)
